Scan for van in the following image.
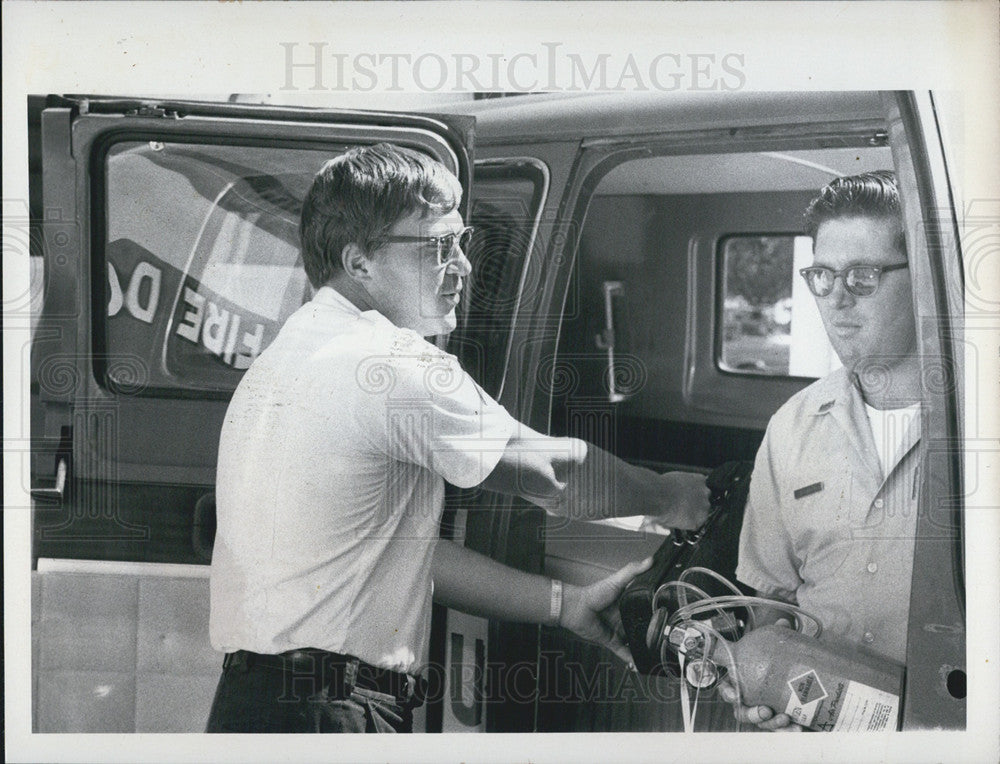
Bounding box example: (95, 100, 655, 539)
(27, 90, 966, 732)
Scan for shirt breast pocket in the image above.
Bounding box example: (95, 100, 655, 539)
(788, 473, 860, 585)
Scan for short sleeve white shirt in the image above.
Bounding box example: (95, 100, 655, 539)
(209, 287, 516, 674)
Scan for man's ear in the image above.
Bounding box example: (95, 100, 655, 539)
(341, 242, 372, 281)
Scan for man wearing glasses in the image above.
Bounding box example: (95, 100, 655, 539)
(722, 171, 922, 730)
(206, 143, 710, 733)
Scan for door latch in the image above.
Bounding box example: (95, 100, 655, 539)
(32, 457, 68, 504)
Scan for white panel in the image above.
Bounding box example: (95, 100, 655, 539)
(37, 558, 210, 578)
(441, 610, 489, 732)
(789, 235, 841, 377)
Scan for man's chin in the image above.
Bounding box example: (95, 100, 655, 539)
(419, 313, 457, 338)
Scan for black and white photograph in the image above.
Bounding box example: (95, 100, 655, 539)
(4, 2, 999, 762)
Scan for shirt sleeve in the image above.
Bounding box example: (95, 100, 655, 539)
(736, 415, 803, 602)
(353, 331, 517, 489)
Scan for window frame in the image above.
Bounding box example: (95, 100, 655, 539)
(89, 130, 451, 399)
(544, 144, 880, 433)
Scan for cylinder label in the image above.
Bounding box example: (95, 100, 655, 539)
(828, 680, 899, 731)
(784, 671, 899, 731)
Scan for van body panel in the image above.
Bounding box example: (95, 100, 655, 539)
(453, 91, 887, 146)
(887, 91, 966, 729)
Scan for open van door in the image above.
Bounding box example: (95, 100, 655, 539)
(28, 95, 473, 732)
(30, 95, 474, 563)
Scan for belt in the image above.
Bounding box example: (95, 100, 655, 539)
(223, 648, 425, 708)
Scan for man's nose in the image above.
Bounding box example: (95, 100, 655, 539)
(829, 275, 856, 308)
(446, 247, 472, 277)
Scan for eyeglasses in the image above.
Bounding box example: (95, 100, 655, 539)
(799, 262, 908, 297)
(383, 226, 475, 266)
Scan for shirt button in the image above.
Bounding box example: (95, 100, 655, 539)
(863, 631, 875, 644)
(874, 499, 885, 509)
(867, 562, 878, 574)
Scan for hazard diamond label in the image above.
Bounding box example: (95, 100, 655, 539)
(788, 669, 828, 706)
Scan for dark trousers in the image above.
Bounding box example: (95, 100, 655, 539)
(206, 652, 415, 733)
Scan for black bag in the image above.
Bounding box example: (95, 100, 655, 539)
(618, 460, 754, 676)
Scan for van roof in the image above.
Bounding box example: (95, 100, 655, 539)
(430, 91, 887, 146)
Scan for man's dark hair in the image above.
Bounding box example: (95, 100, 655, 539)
(805, 170, 906, 253)
(300, 142, 462, 288)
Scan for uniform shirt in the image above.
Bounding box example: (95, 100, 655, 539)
(736, 366, 922, 664)
(209, 287, 516, 674)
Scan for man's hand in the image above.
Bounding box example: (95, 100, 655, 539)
(716, 618, 806, 732)
(645, 471, 712, 531)
(717, 675, 804, 731)
(558, 557, 654, 665)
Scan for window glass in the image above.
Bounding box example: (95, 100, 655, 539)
(468, 174, 539, 323)
(458, 159, 547, 397)
(718, 234, 839, 377)
(103, 140, 339, 393)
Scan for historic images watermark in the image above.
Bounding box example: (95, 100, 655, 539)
(279, 42, 747, 93)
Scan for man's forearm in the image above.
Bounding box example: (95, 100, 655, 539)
(556, 441, 709, 529)
(431, 539, 556, 624)
(560, 443, 661, 520)
(481, 434, 708, 528)
(433, 540, 657, 665)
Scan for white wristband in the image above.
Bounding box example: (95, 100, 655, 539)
(549, 579, 564, 626)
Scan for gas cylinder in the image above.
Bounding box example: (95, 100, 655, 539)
(705, 623, 904, 731)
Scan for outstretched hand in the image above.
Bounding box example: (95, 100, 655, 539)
(558, 556, 653, 665)
(644, 471, 712, 532)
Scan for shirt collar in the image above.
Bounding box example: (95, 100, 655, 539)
(810, 367, 855, 416)
(811, 368, 925, 417)
(311, 286, 395, 329)
(312, 285, 361, 314)
(812, 366, 922, 479)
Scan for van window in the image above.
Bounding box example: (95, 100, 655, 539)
(460, 158, 548, 397)
(100, 140, 338, 394)
(718, 233, 838, 377)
